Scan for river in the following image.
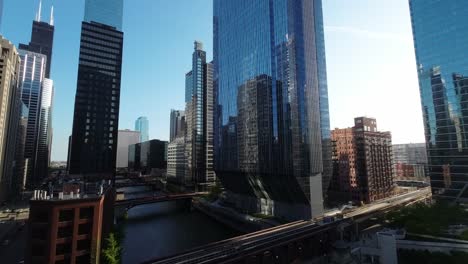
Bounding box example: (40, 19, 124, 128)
(119, 187, 239, 263)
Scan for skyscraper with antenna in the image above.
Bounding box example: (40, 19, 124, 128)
(18, 0, 55, 185)
(20, 0, 55, 78)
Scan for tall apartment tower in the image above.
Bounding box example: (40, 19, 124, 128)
(169, 109, 185, 142)
(330, 117, 394, 204)
(213, 0, 331, 220)
(0, 36, 21, 201)
(69, 0, 124, 179)
(185, 41, 215, 190)
(135, 116, 149, 142)
(410, 0, 468, 201)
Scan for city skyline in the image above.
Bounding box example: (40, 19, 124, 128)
(2, 0, 424, 161)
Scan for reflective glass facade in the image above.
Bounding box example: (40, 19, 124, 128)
(410, 0, 468, 201)
(35, 78, 53, 179)
(84, 0, 123, 30)
(135, 116, 149, 142)
(18, 50, 46, 186)
(185, 42, 215, 188)
(214, 0, 330, 219)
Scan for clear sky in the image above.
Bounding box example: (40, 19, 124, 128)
(2, 0, 424, 161)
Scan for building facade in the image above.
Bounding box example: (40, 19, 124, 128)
(167, 136, 186, 183)
(69, 0, 123, 178)
(213, 0, 331, 219)
(135, 116, 149, 142)
(330, 117, 394, 204)
(185, 41, 215, 190)
(13, 103, 29, 195)
(169, 109, 185, 142)
(17, 3, 55, 187)
(26, 185, 115, 264)
(18, 3, 55, 78)
(18, 50, 46, 187)
(128, 139, 167, 176)
(35, 78, 53, 181)
(392, 143, 427, 180)
(0, 36, 21, 201)
(410, 0, 468, 201)
(116, 129, 140, 168)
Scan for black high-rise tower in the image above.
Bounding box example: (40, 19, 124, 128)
(19, 3, 54, 78)
(69, 0, 124, 180)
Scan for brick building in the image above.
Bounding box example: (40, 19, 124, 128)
(26, 184, 115, 264)
(330, 117, 394, 204)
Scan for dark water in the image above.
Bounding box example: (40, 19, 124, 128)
(120, 189, 239, 263)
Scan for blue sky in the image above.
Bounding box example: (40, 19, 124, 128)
(2, 0, 424, 161)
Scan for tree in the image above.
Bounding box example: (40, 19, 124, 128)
(102, 232, 122, 264)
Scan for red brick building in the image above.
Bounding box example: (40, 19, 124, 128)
(26, 186, 115, 264)
(330, 117, 394, 204)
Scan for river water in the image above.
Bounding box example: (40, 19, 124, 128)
(119, 187, 239, 263)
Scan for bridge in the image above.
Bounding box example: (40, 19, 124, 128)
(143, 188, 431, 264)
(115, 193, 202, 209)
(114, 180, 162, 189)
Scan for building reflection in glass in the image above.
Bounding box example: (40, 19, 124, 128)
(214, 0, 331, 220)
(411, 0, 468, 200)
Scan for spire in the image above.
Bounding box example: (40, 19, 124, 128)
(50, 6, 54, 26)
(35, 0, 42, 22)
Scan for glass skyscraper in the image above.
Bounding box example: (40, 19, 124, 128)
(135, 116, 149, 142)
(214, 0, 331, 219)
(69, 0, 124, 177)
(84, 0, 123, 30)
(185, 42, 215, 189)
(35, 78, 53, 181)
(410, 0, 468, 201)
(18, 50, 47, 186)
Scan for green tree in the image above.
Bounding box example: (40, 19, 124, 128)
(102, 232, 122, 264)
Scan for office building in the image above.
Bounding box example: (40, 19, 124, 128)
(185, 41, 215, 190)
(169, 109, 185, 142)
(213, 0, 331, 219)
(69, 0, 124, 178)
(393, 143, 427, 180)
(26, 182, 115, 264)
(116, 129, 140, 168)
(167, 136, 186, 183)
(135, 116, 149, 142)
(17, 2, 55, 186)
(330, 117, 394, 204)
(128, 144, 140, 172)
(35, 78, 53, 181)
(128, 139, 167, 176)
(18, 49, 46, 186)
(0, 36, 21, 201)
(19, 1, 55, 78)
(14, 103, 29, 194)
(410, 0, 468, 200)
